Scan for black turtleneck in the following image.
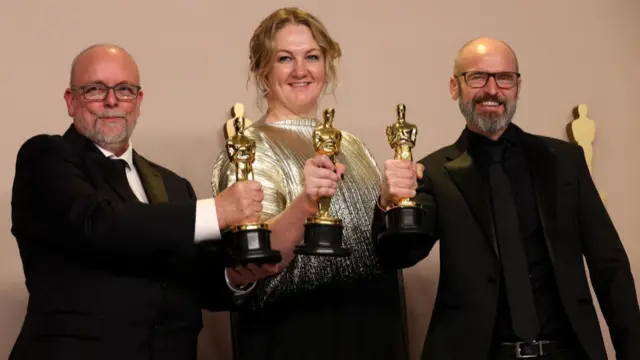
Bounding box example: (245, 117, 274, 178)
(464, 123, 576, 345)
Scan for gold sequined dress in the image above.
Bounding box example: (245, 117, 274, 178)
(211, 118, 408, 360)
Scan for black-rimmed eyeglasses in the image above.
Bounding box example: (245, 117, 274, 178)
(70, 83, 142, 101)
(456, 71, 520, 89)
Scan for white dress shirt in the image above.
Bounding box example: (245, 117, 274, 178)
(95, 143, 254, 295)
(94, 143, 221, 243)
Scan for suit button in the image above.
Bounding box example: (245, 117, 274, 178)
(161, 282, 167, 289)
(488, 275, 498, 283)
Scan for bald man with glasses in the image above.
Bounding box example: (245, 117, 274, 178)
(374, 37, 640, 360)
(9, 43, 275, 360)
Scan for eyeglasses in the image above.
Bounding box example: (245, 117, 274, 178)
(70, 83, 142, 101)
(456, 71, 520, 89)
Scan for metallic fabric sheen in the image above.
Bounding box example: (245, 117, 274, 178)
(211, 118, 384, 309)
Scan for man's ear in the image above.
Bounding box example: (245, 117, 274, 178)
(135, 90, 144, 111)
(64, 88, 75, 117)
(449, 76, 459, 100)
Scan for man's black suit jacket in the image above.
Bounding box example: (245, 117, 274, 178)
(372, 124, 640, 360)
(10, 125, 232, 360)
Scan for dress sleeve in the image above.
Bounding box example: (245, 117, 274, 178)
(211, 129, 287, 223)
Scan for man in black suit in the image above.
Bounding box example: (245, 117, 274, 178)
(374, 37, 640, 359)
(10, 44, 273, 360)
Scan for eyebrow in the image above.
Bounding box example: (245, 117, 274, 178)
(275, 48, 321, 55)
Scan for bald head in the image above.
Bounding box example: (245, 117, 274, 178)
(64, 43, 143, 156)
(453, 37, 519, 74)
(69, 44, 140, 86)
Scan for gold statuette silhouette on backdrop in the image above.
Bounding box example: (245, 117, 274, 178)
(295, 108, 350, 257)
(377, 104, 429, 248)
(566, 103, 605, 202)
(223, 102, 281, 265)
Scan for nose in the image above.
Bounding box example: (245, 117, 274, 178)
(292, 60, 306, 77)
(103, 89, 118, 107)
(484, 77, 499, 95)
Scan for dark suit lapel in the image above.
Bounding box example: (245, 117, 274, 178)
(133, 152, 169, 204)
(63, 124, 140, 202)
(520, 130, 558, 263)
(94, 154, 141, 202)
(444, 147, 499, 258)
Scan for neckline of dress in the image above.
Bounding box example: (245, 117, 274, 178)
(258, 117, 318, 127)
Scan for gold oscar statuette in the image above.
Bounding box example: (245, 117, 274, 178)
(377, 104, 428, 245)
(223, 102, 281, 265)
(385, 103, 419, 209)
(295, 108, 350, 257)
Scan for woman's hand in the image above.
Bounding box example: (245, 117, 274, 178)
(302, 154, 346, 209)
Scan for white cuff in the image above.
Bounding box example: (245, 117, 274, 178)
(194, 198, 221, 243)
(224, 268, 256, 295)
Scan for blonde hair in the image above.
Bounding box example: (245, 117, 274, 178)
(248, 7, 342, 101)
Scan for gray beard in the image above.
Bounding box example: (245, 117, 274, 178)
(458, 97, 516, 135)
(91, 118, 133, 147)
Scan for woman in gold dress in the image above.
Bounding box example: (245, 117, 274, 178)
(211, 7, 408, 360)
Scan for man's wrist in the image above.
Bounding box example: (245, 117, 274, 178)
(214, 199, 228, 230)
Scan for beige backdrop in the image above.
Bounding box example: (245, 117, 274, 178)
(1, 1, 639, 359)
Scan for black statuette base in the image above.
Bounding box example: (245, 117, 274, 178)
(296, 222, 350, 257)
